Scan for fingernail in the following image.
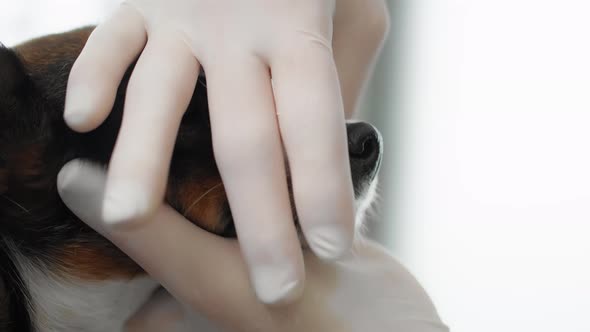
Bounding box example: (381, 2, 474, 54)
(64, 85, 96, 132)
(64, 111, 91, 130)
(251, 264, 304, 305)
(307, 225, 353, 261)
(102, 182, 151, 226)
(57, 161, 81, 191)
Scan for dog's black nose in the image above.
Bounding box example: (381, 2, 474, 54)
(347, 122, 382, 185)
(348, 122, 381, 165)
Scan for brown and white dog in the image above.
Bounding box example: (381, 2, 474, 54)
(0, 27, 382, 332)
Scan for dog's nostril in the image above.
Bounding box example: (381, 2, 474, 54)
(346, 121, 383, 197)
(347, 122, 381, 163)
(349, 135, 378, 160)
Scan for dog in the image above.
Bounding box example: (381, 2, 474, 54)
(0, 27, 382, 332)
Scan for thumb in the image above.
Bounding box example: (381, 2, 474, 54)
(56, 160, 274, 331)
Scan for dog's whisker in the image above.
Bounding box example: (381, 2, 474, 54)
(1, 195, 31, 214)
(182, 182, 223, 218)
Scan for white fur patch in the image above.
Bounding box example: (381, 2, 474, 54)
(354, 176, 379, 231)
(9, 246, 158, 332)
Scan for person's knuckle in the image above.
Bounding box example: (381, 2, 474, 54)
(295, 30, 333, 53)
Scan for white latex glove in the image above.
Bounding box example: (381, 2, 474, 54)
(64, 0, 389, 304)
(57, 161, 448, 332)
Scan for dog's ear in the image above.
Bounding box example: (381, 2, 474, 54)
(0, 44, 21, 195)
(0, 44, 28, 97)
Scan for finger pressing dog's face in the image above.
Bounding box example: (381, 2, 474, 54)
(0, 27, 382, 281)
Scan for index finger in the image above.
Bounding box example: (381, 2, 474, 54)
(65, 4, 146, 132)
(101, 36, 200, 226)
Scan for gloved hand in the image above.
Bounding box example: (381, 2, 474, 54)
(58, 161, 448, 332)
(64, 0, 389, 304)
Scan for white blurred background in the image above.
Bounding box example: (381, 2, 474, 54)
(2, 1, 590, 331)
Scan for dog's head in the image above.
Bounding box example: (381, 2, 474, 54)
(0, 27, 382, 330)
